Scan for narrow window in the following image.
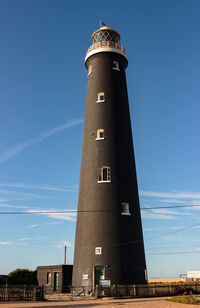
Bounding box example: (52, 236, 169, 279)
(98, 166, 111, 182)
(47, 272, 51, 284)
(121, 202, 131, 216)
(88, 65, 92, 76)
(113, 61, 120, 71)
(96, 129, 104, 140)
(96, 92, 105, 103)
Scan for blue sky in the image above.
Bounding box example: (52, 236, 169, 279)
(0, 0, 200, 278)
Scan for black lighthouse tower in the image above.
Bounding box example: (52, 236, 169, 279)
(72, 25, 147, 288)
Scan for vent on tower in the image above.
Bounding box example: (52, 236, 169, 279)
(113, 61, 120, 71)
(121, 202, 131, 216)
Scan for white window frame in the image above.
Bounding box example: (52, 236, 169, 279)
(82, 274, 88, 280)
(96, 129, 105, 140)
(96, 92, 105, 103)
(88, 65, 92, 76)
(121, 202, 131, 216)
(112, 61, 120, 71)
(98, 166, 111, 183)
(46, 272, 52, 285)
(95, 247, 102, 255)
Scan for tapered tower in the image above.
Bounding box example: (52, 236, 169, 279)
(72, 25, 147, 288)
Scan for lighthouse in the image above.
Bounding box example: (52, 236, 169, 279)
(72, 25, 147, 288)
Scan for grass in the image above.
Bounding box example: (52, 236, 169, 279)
(168, 295, 200, 305)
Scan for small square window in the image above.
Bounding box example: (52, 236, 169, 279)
(113, 61, 120, 71)
(96, 92, 105, 103)
(96, 129, 104, 140)
(95, 247, 102, 255)
(121, 202, 131, 216)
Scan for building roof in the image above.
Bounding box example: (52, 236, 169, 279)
(91, 26, 120, 41)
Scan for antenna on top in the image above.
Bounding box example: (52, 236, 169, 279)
(100, 20, 106, 28)
(64, 245, 66, 265)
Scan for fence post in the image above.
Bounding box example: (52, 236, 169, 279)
(5, 284, 8, 300)
(95, 286, 98, 299)
(133, 284, 136, 297)
(24, 284, 26, 300)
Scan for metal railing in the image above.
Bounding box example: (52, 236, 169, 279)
(96, 283, 200, 298)
(0, 284, 43, 301)
(2, 283, 200, 302)
(86, 41, 127, 57)
(44, 285, 95, 301)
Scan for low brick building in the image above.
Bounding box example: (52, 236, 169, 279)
(37, 265, 73, 293)
(0, 275, 8, 284)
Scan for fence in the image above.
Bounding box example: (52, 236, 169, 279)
(1, 283, 200, 302)
(96, 283, 200, 298)
(0, 284, 43, 301)
(44, 285, 94, 301)
(44, 283, 200, 301)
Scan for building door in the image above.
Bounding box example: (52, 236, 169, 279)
(95, 266, 105, 286)
(54, 273, 59, 291)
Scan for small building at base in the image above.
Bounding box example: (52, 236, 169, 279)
(37, 265, 73, 292)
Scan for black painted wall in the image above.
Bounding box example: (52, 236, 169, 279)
(72, 51, 147, 287)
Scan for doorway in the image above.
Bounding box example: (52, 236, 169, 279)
(54, 273, 59, 291)
(95, 266, 105, 286)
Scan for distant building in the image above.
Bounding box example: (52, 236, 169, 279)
(37, 265, 73, 292)
(187, 270, 200, 281)
(149, 278, 184, 284)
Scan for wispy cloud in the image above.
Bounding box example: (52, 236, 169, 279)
(27, 209, 76, 222)
(0, 241, 12, 245)
(0, 183, 78, 192)
(151, 208, 181, 215)
(57, 240, 73, 249)
(45, 221, 64, 225)
(140, 190, 200, 199)
(0, 189, 48, 201)
(155, 199, 189, 204)
(27, 224, 38, 228)
(0, 118, 83, 163)
(141, 212, 175, 220)
(0, 203, 30, 209)
(18, 238, 32, 241)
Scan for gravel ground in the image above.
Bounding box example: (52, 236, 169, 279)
(0, 297, 199, 308)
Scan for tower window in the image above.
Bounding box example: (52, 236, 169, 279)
(96, 92, 105, 103)
(88, 65, 92, 76)
(95, 247, 102, 255)
(98, 166, 111, 182)
(121, 202, 131, 216)
(96, 129, 104, 140)
(113, 61, 120, 71)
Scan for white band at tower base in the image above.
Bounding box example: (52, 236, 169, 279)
(85, 46, 128, 63)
